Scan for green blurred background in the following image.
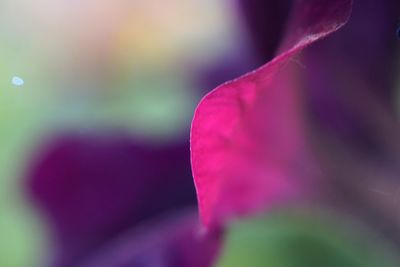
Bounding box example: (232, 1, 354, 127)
(0, 0, 252, 265)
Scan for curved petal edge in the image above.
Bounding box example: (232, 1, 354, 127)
(190, 0, 352, 228)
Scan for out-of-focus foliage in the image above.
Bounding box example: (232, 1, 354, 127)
(0, 0, 249, 266)
(217, 212, 397, 267)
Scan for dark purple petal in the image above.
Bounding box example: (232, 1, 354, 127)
(238, 0, 293, 63)
(25, 132, 196, 266)
(297, 0, 400, 244)
(77, 211, 221, 267)
(304, 0, 400, 156)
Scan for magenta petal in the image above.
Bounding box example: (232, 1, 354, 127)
(191, 0, 352, 228)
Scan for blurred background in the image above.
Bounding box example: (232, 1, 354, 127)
(0, 0, 259, 266)
(2, 0, 400, 266)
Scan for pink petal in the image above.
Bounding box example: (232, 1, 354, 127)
(191, 0, 352, 228)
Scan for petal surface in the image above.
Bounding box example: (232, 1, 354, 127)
(304, 0, 400, 155)
(78, 211, 221, 267)
(26, 132, 196, 266)
(191, 0, 352, 228)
